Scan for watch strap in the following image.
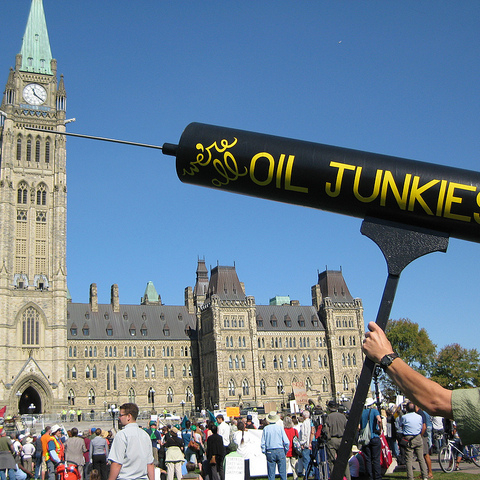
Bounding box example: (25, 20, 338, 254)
(380, 352, 399, 371)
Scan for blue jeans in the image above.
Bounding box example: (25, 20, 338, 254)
(34, 456, 42, 479)
(362, 436, 382, 480)
(266, 448, 287, 480)
(0, 468, 16, 480)
(300, 447, 311, 475)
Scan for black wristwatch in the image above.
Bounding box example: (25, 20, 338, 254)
(379, 352, 399, 371)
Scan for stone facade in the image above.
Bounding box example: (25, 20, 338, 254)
(0, 1, 364, 416)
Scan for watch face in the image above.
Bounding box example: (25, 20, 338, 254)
(23, 84, 47, 106)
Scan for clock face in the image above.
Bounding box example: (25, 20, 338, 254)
(23, 84, 47, 106)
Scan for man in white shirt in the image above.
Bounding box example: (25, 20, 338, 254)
(298, 411, 313, 477)
(107, 403, 154, 480)
(216, 415, 231, 454)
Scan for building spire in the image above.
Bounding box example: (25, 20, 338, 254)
(20, 0, 53, 74)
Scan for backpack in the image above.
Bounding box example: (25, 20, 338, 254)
(358, 410, 372, 447)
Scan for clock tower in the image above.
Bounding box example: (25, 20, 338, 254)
(0, 0, 67, 414)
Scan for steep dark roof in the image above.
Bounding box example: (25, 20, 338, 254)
(206, 266, 246, 301)
(317, 270, 353, 302)
(67, 303, 196, 340)
(255, 305, 323, 332)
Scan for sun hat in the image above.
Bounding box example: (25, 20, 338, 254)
(267, 411, 279, 423)
(365, 398, 376, 407)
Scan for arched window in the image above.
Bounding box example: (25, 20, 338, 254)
(183, 364, 187, 377)
(242, 379, 249, 396)
(348, 354, 351, 366)
(273, 356, 278, 369)
(324, 355, 328, 367)
(164, 365, 168, 377)
(241, 356, 246, 369)
(85, 366, 90, 379)
(68, 389, 75, 406)
(151, 365, 156, 378)
(302, 355, 306, 368)
(22, 307, 40, 345)
(228, 379, 235, 396)
(26, 138, 32, 162)
(88, 389, 95, 405)
(318, 355, 322, 368)
(71, 366, 76, 379)
(322, 376, 329, 393)
(145, 365, 149, 378)
(35, 140, 41, 162)
(342, 353, 346, 366)
(45, 140, 50, 163)
(129, 346, 132, 357)
(293, 355, 297, 368)
(234, 356, 239, 369)
(128, 387, 135, 403)
(352, 353, 357, 366)
(229, 356, 233, 369)
(276, 378, 284, 395)
(132, 365, 136, 378)
(188, 365, 192, 377)
(148, 387, 155, 404)
(260, 379, 266, 395)
(167, 387, 173, 403)
(170, 364, 175, 377)
(16, 137, 22, 161)
(279, 356, 283, 369)
(288, 356, 292, 368)
(125, 365, 130, 378)
(261, 356, 266, 369)
(307, 355, 311, 368)
(17, 182, 28, 204)
(306, 377, 313, 391)
(94, 347, 97, 357)
(343, 375, 349, 390)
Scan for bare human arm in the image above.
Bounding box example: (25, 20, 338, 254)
(147, 463, 155, 480)
(362, 321, 452, 418)
(107, 461, 122, 480)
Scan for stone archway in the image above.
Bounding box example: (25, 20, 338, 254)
(18, 386, 42, 414)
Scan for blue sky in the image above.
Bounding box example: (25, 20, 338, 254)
(2, 1, 480, 351)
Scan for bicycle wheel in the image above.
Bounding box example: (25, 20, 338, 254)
(439, 446, 455, 472)
(469, 444, 480, 467)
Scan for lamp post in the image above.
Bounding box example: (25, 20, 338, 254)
(28, 403, 35, 431)
(180, 400, 185, 417)
(108, 404, 118, 430)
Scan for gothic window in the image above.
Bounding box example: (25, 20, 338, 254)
(238, 337, 242, 348)
(164, 365, 168, 377)
(166, 387, 173, 403)
(106, 365, 110, 390)
(151, 365, 155, 378)
(88, 389, 95, 405)
(242, 379, 249, 396)
(322, 376, 329, 393)
(273, 356, 278, 369)
(355, 375, 359, 388)
(261, 356, 266, 369)
(302, 355, 306, 368)
(35, 140, 41, 162)
(16, 138, 22, 161)
(132, 365, 136, 378)
(229, 356, 233, 369)
(133, 347, 136, 357)
(148, 387, 155, 404)
(128, 388, 135, 403)
(226, 338, 229, 348)
(170, 365, 174, 377)
(342, 354, 346, 366)
(92, 365, 97, 378)
(145, 365, 149, 378)
(45, 140, 50, 163)
(288, 355, 292, 368)
(307, 355, 311, 368)
(188, 365, 192, 377)
(22, 307, 40, 345)
(241, 355, 246, 369)
(71, 366, 76, 379)
(318, 355, 322, 368)
(279, 356, 283, 369)
(260, 379, 266, 395)
(293, 355, 297, 368)
(26, 138, 32, 162)
(17, 182, 28, 204)
(89, 347, 93, 356)
(69, 347, 72, 357)
(228, 379, 235, 396)
(183, 364, 187, 377)
(84, 347, 88, 357)
(276, 378, 284, 395)
(234, 356, 239, 369)
(306, 377, 313, 391)
(343, 375, 349, 390)
(68, 389, 75, 406)
(324, 354, 328, 367)
(73, 347, 77, 357)
(85, 366, 90, 379)
(348, 354, 351, 366)
(125, 365, 130, 378)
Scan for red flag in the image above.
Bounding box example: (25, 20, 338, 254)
(0, 406, 6, 418)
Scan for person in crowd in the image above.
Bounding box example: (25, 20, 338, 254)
(89, 429, 109, 480)
(205, 423, 225, 480)
(233, 421, 261, 479)
(415, 406, 433, 479)
(399, 402, 428, 480)
(431, 415, 445, 453)
(65, 428, 87, 480)
(261, 411, 289, 480)
(283, 416, 299, 480)
(0, 427, 17, 480)
(360, 399, 382, 480)
(215, 416, 230, 455)
(325, 400, 350, 480)
(298, 410, 313, 478)
(348, 445, 367, 480)
(107, 403, 154, 480)
(21, 437, 35, 474)
(181, 462, 200, 480)
(164, 427, 184, 480)
(34, 433, 43, 480)
(46, 426, 64, 480)
(181, 421, 196, 464)
(362, 321, 480, 444)
(40, 427, 52, 480)
(245, 416, 256, 430)
(145, 421, 161, 467)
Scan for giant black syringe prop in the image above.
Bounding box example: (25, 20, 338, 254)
(30, 121, 480, 477)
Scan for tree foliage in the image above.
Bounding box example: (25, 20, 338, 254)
(430, 343, 480, 389)
(385, 318, 436, 375)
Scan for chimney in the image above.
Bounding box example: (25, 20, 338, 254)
(89, 283, 98, 312)
(111, 284, 120, 313)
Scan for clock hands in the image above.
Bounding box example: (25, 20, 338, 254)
(32, 87, 45, 101)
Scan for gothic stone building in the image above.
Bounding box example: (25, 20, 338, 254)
(0, 0, 363, 415)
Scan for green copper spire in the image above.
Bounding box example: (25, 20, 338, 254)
(20, 0, 53, 74)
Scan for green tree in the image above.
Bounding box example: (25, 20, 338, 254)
(385, 318, 437, 375)
(430, 343, 480, 389)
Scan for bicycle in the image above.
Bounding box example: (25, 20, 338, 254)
(438, 439, 480, 472)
